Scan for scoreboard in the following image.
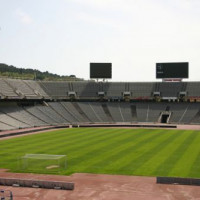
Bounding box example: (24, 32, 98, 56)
(156, 62, 189, 79)
(90, 63, 112, 79)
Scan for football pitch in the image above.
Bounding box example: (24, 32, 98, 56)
(0, 128, 200, 178)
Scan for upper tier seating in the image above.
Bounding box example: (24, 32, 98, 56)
(129, 82, 154, 98)
(157, 82, 183, 98)
(103, 82, 126, 98)
(0, 79, 199, 100)
(0, 79, 18, 98)
(72, 81, 99, 97)
(24, 80, 49, 98)
(186, 82, 200, 97)
(6, 79, 37, 98)
(39, 81, 70, 98)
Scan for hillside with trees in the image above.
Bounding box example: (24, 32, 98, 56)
(0, 63, 83, 81)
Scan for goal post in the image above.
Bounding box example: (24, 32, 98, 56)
(21, 154, 67, 173)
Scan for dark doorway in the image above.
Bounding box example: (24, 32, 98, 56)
(161, 114, 169, 123)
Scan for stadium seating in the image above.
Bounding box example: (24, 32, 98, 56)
(48, 102, 77, 123)
(0, 110, 29, 129)
(1, 101, 200, 131)
(1, 79, 200, 131)
(24, 80, 49, 98)
(104, 82, 126, 98)
(121, 103, 131, 122)
(0, 121, 14, 130)
(76, 102, 102, 122)
(39, 81, 70, 98)
(72, 81, 99, 98)
(24, 106, 58, 125)
(158, 82, 183, 98)
(129, 82, 154, 99)
(0, 78, 18, 98)
(186, 82, 200, 97)
(6, 79, 37, 98)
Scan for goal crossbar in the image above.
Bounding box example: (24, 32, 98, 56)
(22, 154, 66, 160)
(21, 154, 67, 171)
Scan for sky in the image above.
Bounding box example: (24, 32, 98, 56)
(0, 0, 200, 81)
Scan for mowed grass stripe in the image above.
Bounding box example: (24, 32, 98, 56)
(188, 150, 200, 178)
(71, 129, 148, 171)
(82, 129, 164, 172)
(0, 128, 200, 178)
(0, 129, 126, 167)
(169, 131, 200, 177)
(52, 129, 132, 155)
(0, 128, 115, 169)
(0, 128, 109, 155)
(183, 131, 200, 178)
(154, 130, 198, 177)
(48, 129, 130, 156)
(133, 130, 188, 175)
(0, 128, 108, 165)
(86, 130, 166, 173)
(21, 128, 113, 154)
(115, 130, 182, 175)
(0, 128, 86, 150)
(65, 129, 133, 164)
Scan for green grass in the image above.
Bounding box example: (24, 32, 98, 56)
(0, 128, 200, 178)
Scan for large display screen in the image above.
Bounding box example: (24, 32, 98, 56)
(156, 62, 189, 79)
(90, 63, 112, 79)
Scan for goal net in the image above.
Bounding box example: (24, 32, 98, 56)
(21, 154, 67, 173)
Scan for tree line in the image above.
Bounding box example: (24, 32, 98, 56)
(0, 63, 83, 81)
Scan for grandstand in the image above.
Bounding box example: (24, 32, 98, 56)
(0, 78, 200, 131)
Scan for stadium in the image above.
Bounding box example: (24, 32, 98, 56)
(1, 62, 200, 199)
